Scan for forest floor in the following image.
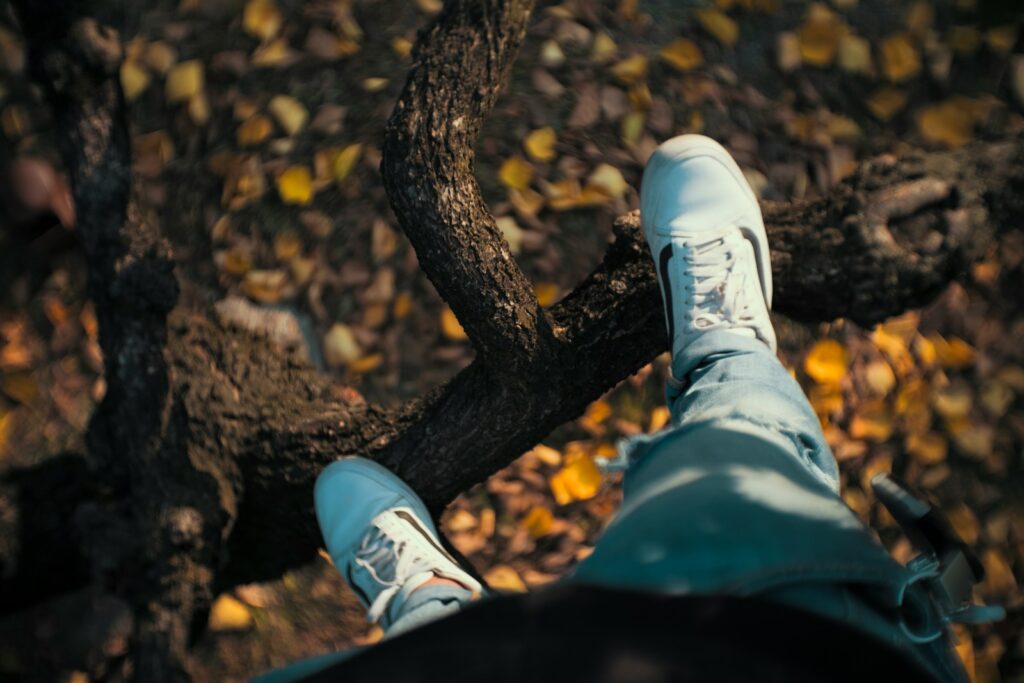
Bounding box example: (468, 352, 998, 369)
(0, 0, 1022, 680)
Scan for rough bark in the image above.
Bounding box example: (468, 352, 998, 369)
(4, 0, 1024, 679)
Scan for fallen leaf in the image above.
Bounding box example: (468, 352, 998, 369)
(933, 383, 973, 420)
(498, 156, 535, 191)
(440, 307, 468, 341)
(949, 25, 981, 55)
(483, 565, 527, 593)
(609, 54, 649, 85)
(144, 41, 177, 74)
(837, 34, 872, 74)
(587, 163, 628, 199)
(268, 95, 308, 136)
(495, 216, 524, 254)
(349, 353, 383, 374)
(849, 400, 894, 442)
(539, 40, 565, 68)
(535, 283, 559, 307)
(120, 60, 151, 101)
(237, 115, 273, 146)
(694, 9, 739, 47)
(524, 127, 557, 162)
(242, 269, 287, 303)
(521, 505, 554, 538)
(188, 93, 210, 125)
(330, 144, 363, 183)
(776, 32, 801, 72)
(549, 450, 603, 503)
(273, 230, 301, 261)
(659, 38, 703, 72)
(242, 0, 282, 41)
(621, 110, 646, 146)
(928, 333, 976, 368)
(866, 87, 908, 121)
(916, 97, 984, 148)
(531, 444, 562, 467)
(323, 324, 362, 367)
(648, 406, 671, 432)
(209, 594, 253, 631)
(979, 379, 1013, 418)
(391, 36, 413, 59)
(591, 33, 618, 63)
(985, 25, 1017, 54)
(906, 432, 947, 465)
(166, 59, 204, 103)
(252, 37, 300, 67)
(1, 373, 38, 405)
(276, 166, 314, 205)
(804, 339, 848, 386)
(796, 5, 847, 66)
(880, 33, 921, 82)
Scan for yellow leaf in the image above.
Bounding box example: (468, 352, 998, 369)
(540, 40, 565, 68)
(243, 0, 282, 40)
(242, 269, 287, 303)
(440, 307, 468, 341)
(866, 87, 908, 122)
(521, 505, 554, 538)
(144, 41, 177, 74)
(268, 95, 308, 136)
(916, 97, 983, 148)
(531, 444, 562, 467)
(906, 433, 947, 465)
(349, 353, 383, 374)
(659, 38, 704, 72)
(209, 594, 253, 631)
(985, 25, 1017, 55)
(323, 323, 362, 367)
(826, 113, 861, 142)
(953, 625, 975, 679)
(330, 144, 363, 183)
(498, 156, 534, 191)
(694, 9, 739, 47)
(927, 333, 975, 369)
(803, 339, 848, 386)
(584, 399, 612, 425)
(120, 60, 151, 101)
(391, 36, 413, 59)
(648, 406, 671, 432)
(796, 5, 847, 66)
(362, 77, 388, 92)
(483, 565, 527, 593)
(864, 359, 896, 396)
(837, 34, 872, 74)
(509, 187, 545, 218)
(609, 54, 649, 85)
(534, 283, 560, 307)
(880, 33, 921, 82)
(165, 59, 204, 103)
(810, 384, 844, 417)
(446, 509, 477, 533)
(944, 504, 979, 544)
(933, 383, 972, 420)
(620, 110, 646, 146)
(252, 37, 298, 67)
(587, 163, 628, 199)
(591, 32, 618, 63)
(849, 401, 893, 442)
(524, 127, 557, 162)
(952, 421, 993, 460)
(550, 451, 603, 503)
(628, 83, 652, 111)
(188, 93, 210, 125)
(980, 549, 1017, 596)
(237, 115, 273, 146)
(276, 166, 313, 205)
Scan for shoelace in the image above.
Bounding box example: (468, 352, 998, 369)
(680, 232, 758, 332)
(353, 523, 438, 624)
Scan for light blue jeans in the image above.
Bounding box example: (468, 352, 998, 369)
(255, 331, 964, 683)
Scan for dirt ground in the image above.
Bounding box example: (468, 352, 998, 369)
(0, 0, 1022, 680)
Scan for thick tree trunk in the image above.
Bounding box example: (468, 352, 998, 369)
(3, 0, 1023, 679)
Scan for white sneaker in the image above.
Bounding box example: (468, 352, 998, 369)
(315, 458, 482, 628)
(640, 134, 777, 364)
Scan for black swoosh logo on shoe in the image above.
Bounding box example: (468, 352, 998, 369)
(658, 244, 675, 344)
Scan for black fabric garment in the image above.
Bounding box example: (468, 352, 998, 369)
(299, 584, 946, 683)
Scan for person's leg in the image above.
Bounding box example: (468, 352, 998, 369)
(573, 135, 965, 682)
(252, 458, 481, 682)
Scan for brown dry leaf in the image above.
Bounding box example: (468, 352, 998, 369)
(609, 54, 649, 85)
(694, 9, 738, 47)
(949, 25, 981, 55)
(944, 504, 979, 545)
(905, 1, 934, 36)
(323, 324, 362, 367)
(221, 245, 253, 276)
(521, 505, 554, 538)
(166, 60, 204, 103)
(268, 95, 308, 136)
(120, 60, 151, 101)
(391, 36, 413, 59)
(134, 130, 175, 173)
(392, 293, 412, 320)
(188, 93, 210, 125)
(0, 410, 13, 457)
(880, 34, 921, 82)
(524, 127, 557, 162)
(273, 230, 301, 261)
(208, 595, 253, 631)
(446, 509, 477, 533)
(659, 38, 703, 72)
(905, 432, 947, 465)
(349, 353, 383, 374)
(498, 156, 535, 191)
(951, 420, 993, 460)
(549, 451, 603, 504)
(979, 379, 1013, 418)
(796, 4, 847, 66)
(804, 339, 848, 386)
(776, 32, 801, 72)
(1, 373, 38, 405)
(849, 400, 894, 442)
(276, 166, 314, 205)
(996, 365, 1024, 391)
(980, 549, 1017, 596)
(242, 269, 287, 303)
(985, 25, 1017, 54)
(362, 78, 388, 92)
(865, 87, 908, 122)
(237, 115, 273, 146)
(484, 565, 527, 593)
(810, 384, 844, 417)
(440, 307, 468, 341)
(928, 333, 975, 369)
(510, 187, 545, 218)
(933, 383, 973, 420)
(584, 399, 612, 426)
(144, 41, 177, 74)
(916, 97, 984, 148)
(242, 0, 282, 41)
(222, 156, 267, 210)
